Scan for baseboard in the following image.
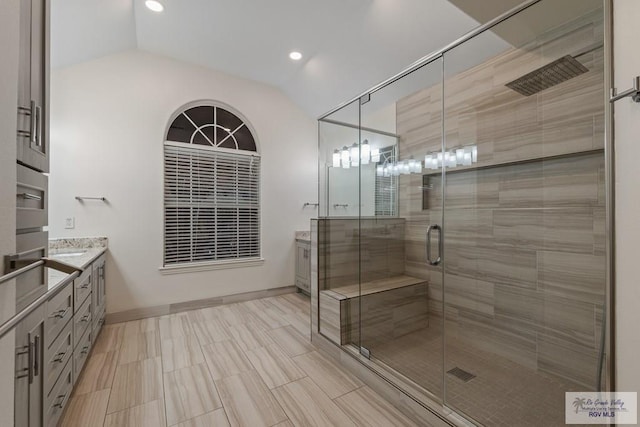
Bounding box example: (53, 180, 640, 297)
(105, 285, 296, 324)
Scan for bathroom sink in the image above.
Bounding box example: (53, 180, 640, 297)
(52, 251, 86, 258)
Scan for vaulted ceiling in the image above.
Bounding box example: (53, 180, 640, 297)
(51, 0, 520, 117)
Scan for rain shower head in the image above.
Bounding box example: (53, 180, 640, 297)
(505, 55, 589, 96)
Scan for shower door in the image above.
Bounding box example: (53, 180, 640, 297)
(441, 0, 607, 425)
(358, 57, 445, 403)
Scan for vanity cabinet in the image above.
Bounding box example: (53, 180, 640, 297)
(295, 240, 311, 294)
(16, 0, 49, 173)
(15, 253, 107, 427)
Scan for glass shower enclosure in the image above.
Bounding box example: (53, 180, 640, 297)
(315, 0, 610, 425)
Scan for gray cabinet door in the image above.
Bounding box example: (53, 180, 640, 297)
(92, 256, 106, 334)
(15, 305, 45, 427)
(16, 0, 49, 173)
(295, 241, 311, 291)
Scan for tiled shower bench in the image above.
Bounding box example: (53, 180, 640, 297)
(319, 275, 429, 347)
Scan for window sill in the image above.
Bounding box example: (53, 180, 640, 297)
(159, 258, 265, 275)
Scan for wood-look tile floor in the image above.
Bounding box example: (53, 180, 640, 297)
(61, 293, 424, 427)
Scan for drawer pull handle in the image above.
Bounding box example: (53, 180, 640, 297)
(33, 335, 40, 377)
(80, 315, 90, 322)
(80, 283, 90, 289)
(50, 308, 69, 319)
(34, 104, 42, 147)
(53, 392, 68, 408)
(81, 346, 89, 355)
(29, 100, 37, 145)
(16, 367, 29, 379)
(53, 351, 67, 363)
(17, 192, 42, 201)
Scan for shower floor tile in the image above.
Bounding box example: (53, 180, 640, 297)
(366, 324, 589, 427)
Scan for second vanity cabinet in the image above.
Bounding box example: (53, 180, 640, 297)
(295, 239, 311, 294)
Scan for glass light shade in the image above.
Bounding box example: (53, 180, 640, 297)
(376, 165, 383, 176)
(371, 148, 380, 163)
(361, 141, 370, 165)
(463, 152, 472, 166)
(425, 154, 434, 170)
(436, 152, 443, 167)
(408, 158, 417, 173)
(383, 165, 390, 177)
(456, 148, 465, 165)
(448, 152, 457, 168)
(350, 144, 359, 167)
(392, 164, 401, 176)
(401, 160, 410, 175)
(341, 147, 350, 169)
(332, 150, 341, 168)
(472, 145, 478, 163)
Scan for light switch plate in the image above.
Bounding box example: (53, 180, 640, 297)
(65, 217, 75, 229)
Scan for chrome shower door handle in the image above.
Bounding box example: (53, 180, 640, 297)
(426, 224, 442, 266)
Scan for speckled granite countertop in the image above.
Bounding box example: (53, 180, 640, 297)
(48, 237, 108, 290)
(295, 230, 311, 242)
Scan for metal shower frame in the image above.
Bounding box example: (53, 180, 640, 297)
(316, 0, 616, 420)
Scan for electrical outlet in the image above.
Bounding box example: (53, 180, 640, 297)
(65, 217, 75, 229)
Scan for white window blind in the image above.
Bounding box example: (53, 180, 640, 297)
(164, 142, 260, 265)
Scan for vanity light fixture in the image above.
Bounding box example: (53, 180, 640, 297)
(145, 0, 164, 12)
(423, 144, 478, 170)
(289, 51, 303, 61)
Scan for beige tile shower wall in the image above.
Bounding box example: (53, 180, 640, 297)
(396, 11, 605, 388)
(317, 218, 406, 291)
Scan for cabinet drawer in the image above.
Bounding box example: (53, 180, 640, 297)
(74, 296, 92, 349)
(44, 320, 72, 397)
(44, 282, 73, 349)
(44, 359, 72, 427)
(74, 268, 92, 310)
(73, 327, 92, 384)
(14, 230, 48, 311)
(16, 163, 48, 230)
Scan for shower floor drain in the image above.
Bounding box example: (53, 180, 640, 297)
(447, 367, 476, 382)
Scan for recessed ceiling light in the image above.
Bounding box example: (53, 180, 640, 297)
(289, 51, 303, 61)
(145, 0, 164, 12)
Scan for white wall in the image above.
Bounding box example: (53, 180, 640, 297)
(0, 0, 19, 425)
(614, 0, 640, 394)
(49, 50, 317, 314)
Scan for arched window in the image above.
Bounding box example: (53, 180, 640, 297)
(163, 102, 260, 267)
